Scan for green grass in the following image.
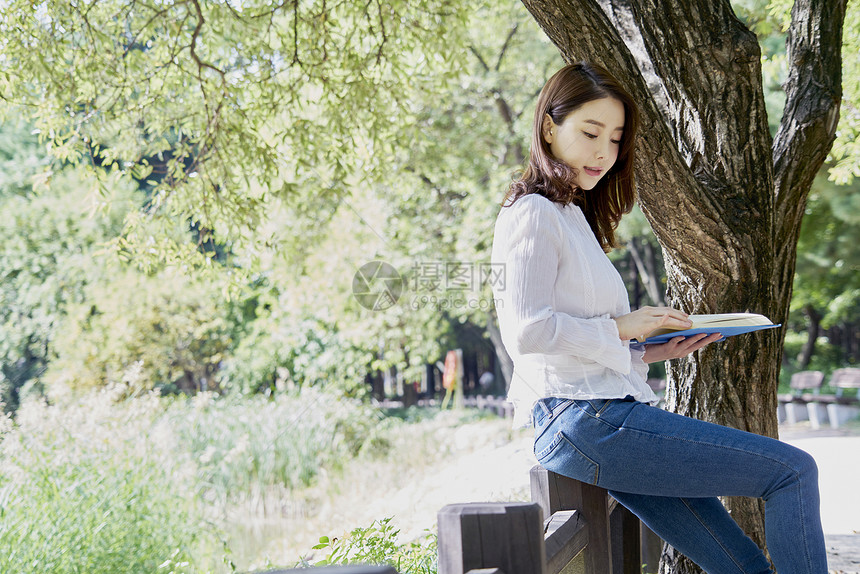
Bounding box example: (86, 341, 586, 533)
(165, 389, 394, 506)
(0, 386, 402, 573)
(0, 386, 513, 572)
(0, 391, 217, 573)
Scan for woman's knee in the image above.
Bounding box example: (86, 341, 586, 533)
(791, 446, 818, 481)
(772, 445, 819, 495)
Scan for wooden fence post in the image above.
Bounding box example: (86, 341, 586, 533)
(641, 524, 663, 574)
(610, 504, 642, 574)
(530, 465, 613, 574)
(437, 502, 545, 574)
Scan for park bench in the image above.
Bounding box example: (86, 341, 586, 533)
(276, 466, 658, 574)
(777, 370, 825, 426)
(464, 395, 514, 418)
(807, 368, 860, 429)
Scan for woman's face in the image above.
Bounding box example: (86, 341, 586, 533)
(543, 97, 625, 190)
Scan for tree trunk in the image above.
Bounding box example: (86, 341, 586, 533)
(487, 309, 514, 392)
(628, 249, 643, 308)
(798, 304, 822, 369)
(628, 236, 665, 306)
(519, 0, 845, 571)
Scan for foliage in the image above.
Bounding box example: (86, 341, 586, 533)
(215, 279, 377, 397)
(252, 1, 563, 384)
(0, 0, 473, 264)
(747, 0, 860, 183)
(47, 263, 234, 394)
(1, 0, 857, 408)
(828, 1, 860, 185)
(190, 1, 564, 393)
(779, 330, 847, 388)
(790, 174, 860, 330)
(0, 122, 239, 401)
(0, 127, 136, 410)
(0, 390, 220, 574)
(301, 518, 437, 574)
(165, 389, 392, 506)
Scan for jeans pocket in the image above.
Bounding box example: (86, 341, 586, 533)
(534, 430, 600, 485)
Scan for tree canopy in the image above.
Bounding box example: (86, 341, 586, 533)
(0, 0, 474, 264)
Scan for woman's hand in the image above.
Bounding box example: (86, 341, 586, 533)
(642, 333, 724, 363)
(613, 306, 693, 342)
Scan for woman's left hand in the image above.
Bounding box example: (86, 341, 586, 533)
(642, 332, 723, 363)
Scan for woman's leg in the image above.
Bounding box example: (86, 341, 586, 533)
(609, 491, 771, 574)
(532, 397, 827, 574)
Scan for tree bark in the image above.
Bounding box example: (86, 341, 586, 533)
(519, 0, 845, 571)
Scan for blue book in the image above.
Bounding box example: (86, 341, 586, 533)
(634, 313, 781, 345)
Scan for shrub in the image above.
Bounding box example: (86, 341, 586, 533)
(301, 518, 437, 574)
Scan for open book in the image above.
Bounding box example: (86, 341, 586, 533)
(634, 313, 780, 344)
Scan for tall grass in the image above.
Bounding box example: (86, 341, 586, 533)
(165, 389, 391, 507)
(0, 385, 392, 572)
(0, 389, 215, 573)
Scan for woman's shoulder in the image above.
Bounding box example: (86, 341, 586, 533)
(496, 193, 567, 243)
(502, 192, 566, 218)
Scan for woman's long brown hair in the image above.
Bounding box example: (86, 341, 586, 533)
(503, 62, 640, 251)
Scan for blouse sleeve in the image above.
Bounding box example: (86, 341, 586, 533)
(629, 346, 650, 382)
(503, 197, 632, 374)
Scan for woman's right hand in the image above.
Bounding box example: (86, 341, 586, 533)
(614, 306, 693, 342)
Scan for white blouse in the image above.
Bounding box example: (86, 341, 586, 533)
(490, 193, 657, 427)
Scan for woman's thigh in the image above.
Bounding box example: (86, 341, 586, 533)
(533, 397, 815, 499)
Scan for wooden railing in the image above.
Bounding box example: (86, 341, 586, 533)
(436, 466, 654, 574)
(271, 466, 660, 574)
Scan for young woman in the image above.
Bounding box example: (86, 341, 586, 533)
(490, 62, 826, 574)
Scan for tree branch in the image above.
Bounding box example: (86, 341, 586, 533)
(772, 0, 847, 319)
(494, 23, 519, 71)
(468, 45, 490, 72)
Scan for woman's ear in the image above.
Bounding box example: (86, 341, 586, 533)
(542, 114, 555, 144)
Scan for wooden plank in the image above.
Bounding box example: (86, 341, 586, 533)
(607, 496, 618, 516)
(641, 524, 663, 574)
(580, 481, 613, 574)
(790, 370, 825, 392)
(543, 510, 588, 574)
(437, 503, 467, 574)
(610, 503, 624, 572)
(620, 505, 642, 574)
(437, 502, 546, 574)
(530, 465, 585, 518)
(533, 467, 646, 574)
(832, 368, 860, 391)
(609, 502, 643, 574)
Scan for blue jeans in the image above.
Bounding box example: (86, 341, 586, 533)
(533, 396, 827, 574)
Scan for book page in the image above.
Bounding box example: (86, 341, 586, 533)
(643, 313, 772, 339)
